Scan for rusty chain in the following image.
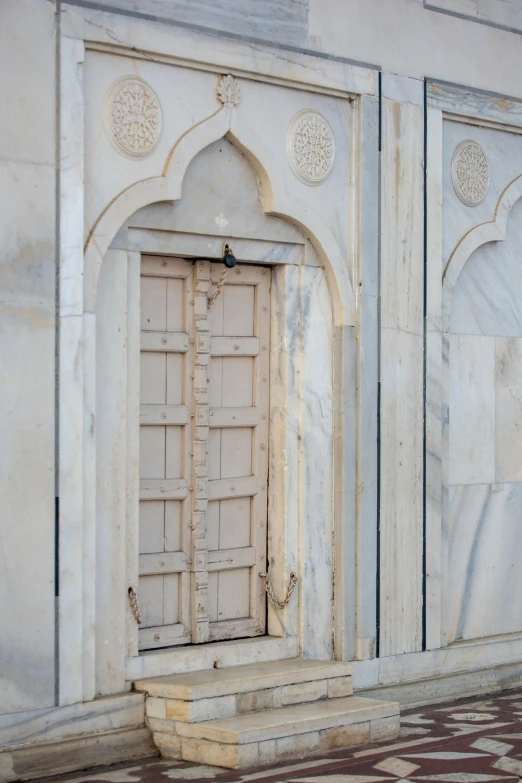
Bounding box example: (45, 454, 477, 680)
(128, 586, 142, 624)
(207, 267, 228, 307)
(259, 571, 298, 609)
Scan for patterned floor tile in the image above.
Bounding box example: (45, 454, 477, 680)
(29, 688, 522, 783)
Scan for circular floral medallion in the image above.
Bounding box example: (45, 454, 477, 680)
(451, 140, 490, 206)
(287, 110, 335, 185)
(108, 78, 161, 157)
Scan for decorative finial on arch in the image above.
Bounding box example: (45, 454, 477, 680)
(217, 74, 241, 108)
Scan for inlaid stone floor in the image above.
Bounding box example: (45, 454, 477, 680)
(36, 690, 522, 783)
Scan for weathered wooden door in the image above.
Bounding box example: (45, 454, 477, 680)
(138, 256, 270, 649)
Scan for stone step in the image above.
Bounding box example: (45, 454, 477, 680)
(135, 658, 352, 700)
(135, 658, 353, 723)
(158, 695, 400, 768)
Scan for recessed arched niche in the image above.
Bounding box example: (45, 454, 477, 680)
(445, 194, 522, 644)
(94, 130, 336, 690)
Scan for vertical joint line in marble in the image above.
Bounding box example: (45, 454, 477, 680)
(422, 77, 428, 651)
(55, 5, 62, 709)
(190, 260, 211, 644)
(375, 70, 383, 659)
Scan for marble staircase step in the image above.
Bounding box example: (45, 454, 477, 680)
(173, 696, 400, 768)
(135, 658, 353, 724)
(134, 658, 352, 701)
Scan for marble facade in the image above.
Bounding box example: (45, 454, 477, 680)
(3, 0, 522, 778)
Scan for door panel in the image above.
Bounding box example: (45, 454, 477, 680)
(207, 262, 270, 642)
(138, 256, 193, 651)
(138, 256, 270, 647)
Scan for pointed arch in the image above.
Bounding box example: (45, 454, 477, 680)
(84, 105, 355, 324)
(442, 174, 522, 331)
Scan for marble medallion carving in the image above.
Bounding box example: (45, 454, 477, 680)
(451, 140, 490, 206)
(287, 110, 335, 185)
(217, 74, 241, 107)
(108, 78, 161, 157)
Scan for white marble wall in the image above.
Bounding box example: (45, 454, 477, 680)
(299, 266, 334, 660)
(379, 94, 424, 657)
(80, 0, 309, 47)
(445, 124, 522, 643)
(8, 0, 522, 738)
(126, 139, 320, 267)
(0, 0, 56, 713)
(443, 124, 522, 273)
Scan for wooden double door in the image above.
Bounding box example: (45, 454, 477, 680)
(138, 256, 270, 649)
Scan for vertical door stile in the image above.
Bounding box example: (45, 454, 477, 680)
(252, 269, 271, 630)
(181, 269, 194, 637)
(190, 260, 211, 643)
(138, 255, 193, 651)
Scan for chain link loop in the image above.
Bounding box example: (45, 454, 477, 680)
(208, 268, 228, 307)
(259, 571, 298, 609)
(128, 586, 142, 624)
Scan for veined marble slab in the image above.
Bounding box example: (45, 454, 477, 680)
(448, 334, 495, 486)
(299, 266, 333, 660)
(428, 81, 522, 129)
(379, 98, 424, 657)
(382, 73, 424, 106)
(443, 121, 522, 275)
(425, 0, 522, 35)
(0, 693, 144, 751)
(451, 197, 522, 337)
(71, 0, 309, 47)
(127, 139, 317, 260)
(496, 337, 522, 483)
(446, 482, 522, 642)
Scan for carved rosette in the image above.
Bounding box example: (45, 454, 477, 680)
(217, 74, 240, 108)
(451, 140, 490, 206)
(287, 110, 335, 185)
(108, 78, 161, 157)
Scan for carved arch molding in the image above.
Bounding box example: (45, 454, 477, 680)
(442, 173, 522, 330)
(84, 74, 355, 327)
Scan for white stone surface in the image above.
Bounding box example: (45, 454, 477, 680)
(135, 659, 350, 700)
(308, 0, 522, 96)
(446, 482, 522, 642)
(353, 631, 522, 689)
(427, 0, 522, 34)
(0, 693, 144, 751)
(425, 107, 444, 652)
(299, 267, 334, 660)
(355, 95, 380, 659)
(443, 122, 522, 276)
(496, 337, 522, 482)
(8, 0, 522, 753)
(127, 139, 318, 265)
(59, 33, 87, 707)
(95, 249, 130, 696)
(449, 335, 496, 485)
(268, 265, 300, 642)
(127, 637, 298, 681)
(379, 98, 424, 657)
(174, 696, 398, 744)
(381, 73, 424, 106)
(0, 0, 56, 714)
(451, 197, 522, 337)
(81, 0, 309, 47)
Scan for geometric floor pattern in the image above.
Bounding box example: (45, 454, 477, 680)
(38, 690, 522, 783)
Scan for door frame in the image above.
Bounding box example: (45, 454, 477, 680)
(122, 234, 311, 663)
(58, 41, 381, 698)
